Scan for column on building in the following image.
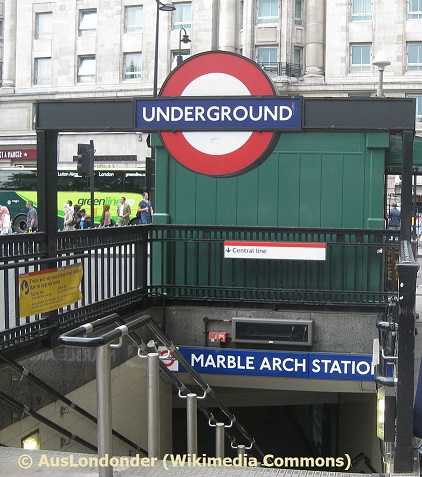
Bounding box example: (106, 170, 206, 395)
(304, 0, 324, 76)
(218, 0, 237, 52)
(2, 0, 17, 89)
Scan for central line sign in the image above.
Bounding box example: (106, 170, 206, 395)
(224, 241, 327, 261)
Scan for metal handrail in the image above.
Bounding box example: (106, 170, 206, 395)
(60, 312, 267, 460)
(0, 350, 147, 455)
(119, 319, 253, 452)
(0, 390, 97, 452)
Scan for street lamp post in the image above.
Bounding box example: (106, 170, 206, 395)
(372, 50, 391, 98)
(153, 1, 175, 98)
(177, 27, 191, 66)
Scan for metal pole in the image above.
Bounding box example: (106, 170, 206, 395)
(215, 422, 225, 458)
(89, 139, 95, 223)
(187, 393, 198, 455)
(96, 344, 113, 477)
(237, 444, 245, 458)
(377, 69, 384, 98)
(148, 352, 160, 458)
(177, 28, 183, 66)
(153, 1, 160, 98)
(394, 256, 418, 473)
(401, 130, 414, 242)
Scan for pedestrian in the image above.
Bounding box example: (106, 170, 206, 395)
(79, 209, 92, 229)
(26, 201, 38, 232)
(73, 204, 82, 229)
(117, 197, 131, 226)
(0, 206, 12, 235)
(62, 203, 74, 231)
(67, 200, 74, 215)
(388, 203, 401, 229)
(138, 192, 153, 224)
(100, 204, 113, 227)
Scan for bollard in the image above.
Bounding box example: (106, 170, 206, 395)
(215, 422, 225, 458)
(96, 344, 113, 477)
(187, 393, 198, 455)
(148, 352, 160, 458)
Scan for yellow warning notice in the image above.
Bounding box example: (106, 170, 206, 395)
(19, 264, 83, 318)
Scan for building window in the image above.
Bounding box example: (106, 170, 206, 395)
(351, 0, 372, 21)
(35, 12, 52, 39)
(293, 47, 303, 76)
(257, 0, 278, 24)
(0, 19, 4, 42)
(350, 43, 371, 72)
(408, 0, 422, 19)
(295, 0, 303, 26)
(173, 2, 191, 29)
(79, 10, 97, 36)
(34, 58, 52, 85)
(124, 6, 143, 33)
(407, 43, 422, 70)
(123, 52, 142, 79)
(407, 95, 422, 123)
(77, 56, 96, 82)
(171, 50, 190, 70)
(256, 46, 278, 72)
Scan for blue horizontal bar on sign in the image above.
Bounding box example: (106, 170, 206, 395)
(135, 97, 302, 131)
(167, 347, 375, 381)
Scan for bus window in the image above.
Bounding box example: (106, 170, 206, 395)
(94, 171, 123, 192)
(0, 170, 37, 190)
(18, 171, 38, 190)
(57, 171, 88, 191)
(123, 172, 146, 194)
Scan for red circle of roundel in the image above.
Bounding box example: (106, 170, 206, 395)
(159, 51, 279, 177)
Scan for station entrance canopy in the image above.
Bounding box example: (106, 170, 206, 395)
(37, 51, 415, 177)
(35, 50, 415, 237)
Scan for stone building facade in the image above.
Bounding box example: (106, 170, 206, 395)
(0, 0, 421, 168)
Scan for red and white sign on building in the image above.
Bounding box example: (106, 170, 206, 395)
(157, 51, 290, 177)
(0, 149, 37, 161)
(224, 241, 327, 261)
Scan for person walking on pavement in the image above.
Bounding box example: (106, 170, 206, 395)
(138, 192, 153, 224)
(117, 197, 131, 226)
(388, 202, 401, 229)
(0, 206, 12, 235)
(63, 203, 74, 231)
(26, 201, 38, 232)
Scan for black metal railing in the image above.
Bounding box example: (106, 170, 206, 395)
(258, 62, 303, 77)
(0, 225, 401, 353)
(0, 226, 149, 352)
(148, 225, 400, 307)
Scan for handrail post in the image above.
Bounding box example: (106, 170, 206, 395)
(96, 344, 113, 477)
(148, 352, 160, 459)
(237, 444, 245, 458)
(187, 393, 198, 455)
(215, 422, 225, 458)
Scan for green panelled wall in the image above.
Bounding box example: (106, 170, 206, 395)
(154, 132, 388, 229)
(151, 131, 389, 298)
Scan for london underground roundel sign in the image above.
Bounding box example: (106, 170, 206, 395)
(159, 51, 285, 177)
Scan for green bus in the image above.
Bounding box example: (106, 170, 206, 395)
(0, 167, 146, 231)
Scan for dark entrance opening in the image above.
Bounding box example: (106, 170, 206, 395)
(172, 403, 337, 468)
